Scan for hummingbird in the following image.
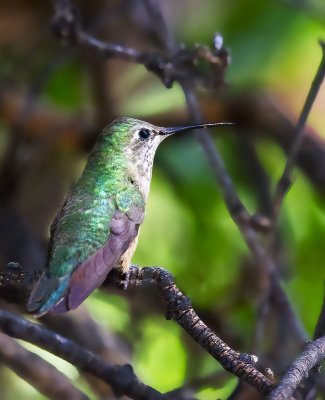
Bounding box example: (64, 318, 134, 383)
(27, 117, 232, 316)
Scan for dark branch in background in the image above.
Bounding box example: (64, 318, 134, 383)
(0, 332, 88, 400)
(142, 0, 176, 53)
(0, 309, 165, 400)
(268, 337, 325, 400)
(51, 0, 227, 90)
(183, 85, 251, 227)
(273, 40, 325, 217)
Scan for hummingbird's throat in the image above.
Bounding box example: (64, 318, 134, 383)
(128, 136, 162, 199)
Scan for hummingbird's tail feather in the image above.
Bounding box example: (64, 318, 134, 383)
(27, 274, 70, 317)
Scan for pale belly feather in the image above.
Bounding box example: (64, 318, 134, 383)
(117, 234, 139, 273)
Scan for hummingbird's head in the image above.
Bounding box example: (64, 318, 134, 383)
(105, 116, 234, 157)
(101, 118, 170, 198)
(102, 117, 234, 198)
(104, 117, 168, 155)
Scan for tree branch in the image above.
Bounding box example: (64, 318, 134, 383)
(0, 332, 88, 400)
(0, 309, 164, 400)
(50, 0, 227, 89)
(268, 337, 325, 400)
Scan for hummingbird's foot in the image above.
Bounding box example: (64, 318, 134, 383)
(104, 268, 132, 290)
(119, 270, 130, 290)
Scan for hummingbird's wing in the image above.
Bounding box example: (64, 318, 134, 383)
(51, 204, 144, 314)
(28, 203, 144, 316)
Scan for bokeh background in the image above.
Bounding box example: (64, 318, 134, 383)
(0, 0, 325, 399)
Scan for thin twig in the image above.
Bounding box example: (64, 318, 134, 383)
(268, 337, 325, 400)
(273, 40, 325, 217)
(142, 0, 176, 52)
(0, 309, 164, 400)
(181, 84, 252, 227)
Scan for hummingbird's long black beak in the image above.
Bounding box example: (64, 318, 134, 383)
(159, 122, 235, 135)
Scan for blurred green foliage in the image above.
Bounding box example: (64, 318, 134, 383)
(0, 0, 325, 399)
(45, 62, 87, 109)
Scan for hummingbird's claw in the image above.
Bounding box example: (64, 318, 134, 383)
(119, 270, 130, 290)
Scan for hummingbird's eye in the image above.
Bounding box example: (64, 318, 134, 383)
(138, 129, 151, 141)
